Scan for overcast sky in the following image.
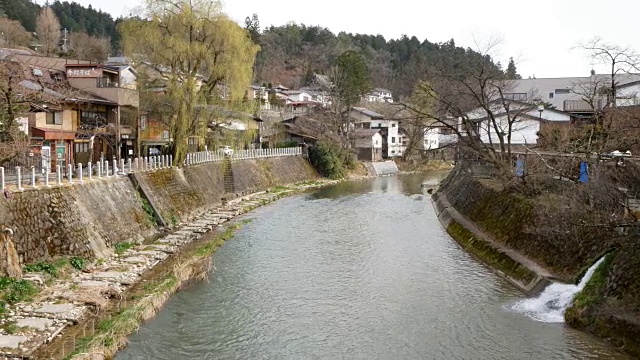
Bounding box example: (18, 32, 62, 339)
(39, 0, 640, 79)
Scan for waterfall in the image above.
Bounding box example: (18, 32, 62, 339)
(506, 256, 607, 323)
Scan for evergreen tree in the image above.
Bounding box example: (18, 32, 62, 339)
(244, 13, 260, 44)
(505, 57, 522, 79)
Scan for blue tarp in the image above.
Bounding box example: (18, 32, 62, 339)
(579, 161, 589, 183)
(515, 158, 525, 177)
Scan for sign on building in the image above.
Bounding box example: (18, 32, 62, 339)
(66, 67, 103, 78)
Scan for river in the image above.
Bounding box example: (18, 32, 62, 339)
(116, 173, 628, 360)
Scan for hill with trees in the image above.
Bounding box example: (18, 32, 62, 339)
(0, 0, 119, 50)
(0, 1, 519, 97)
(247, 15, 519, 99)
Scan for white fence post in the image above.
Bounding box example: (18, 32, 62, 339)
(134, 157, 139, 171)
(169, 155, 173, 167)
(44, 167, 50, 187)
(31, 166, 36, 188)
(120, 159, 125, 174)
(67, 164, 73, 184)
(113, 160, 118, 175)
(78, 163, 84, 183)
(88, 162, 93, 181)
(128, 158, 132, 173)
(56, 165, 61, 185)
(97, 162, 102, 178)
(105, 162, 110, 177)
(16, 167, 23, 191)
(0, 167, 4, 191)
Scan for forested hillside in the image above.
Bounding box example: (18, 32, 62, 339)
(0, 0, 119, 48)
(249, 17, 513, 98)
(0, 0, 512, 97)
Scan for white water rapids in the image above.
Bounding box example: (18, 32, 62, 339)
(507, 256, 607, 323)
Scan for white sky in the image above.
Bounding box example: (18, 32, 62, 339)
(37, 0, 640, 79)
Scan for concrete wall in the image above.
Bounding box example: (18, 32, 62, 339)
(232, 157, 318, 194)
(135, 156, 318, 224)
(132, 162, 225, 224)
(0, 177, 156, 264)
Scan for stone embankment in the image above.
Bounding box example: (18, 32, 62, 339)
(434, 164, 640, 356)
(432, 191, 552, 293)
(0, 154, 322, 359)
(0, 181, 333, 359)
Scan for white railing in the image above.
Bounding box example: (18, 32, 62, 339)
(184, 147, 303, 166)
(0, 147, 304, 190)
(0, 155, 174, 191)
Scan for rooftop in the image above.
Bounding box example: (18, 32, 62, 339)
(352, 107, 386, 119)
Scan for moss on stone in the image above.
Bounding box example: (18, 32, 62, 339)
(565, 253, 615, 327)
(446, 221, 537, 284)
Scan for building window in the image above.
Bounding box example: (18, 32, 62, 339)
(46, 111, 63, 125)
(80, 111, 108, 128)
(391, 137, 396, 143)
(162, 130, 169, 139)
(504, 93, 527, 101)
(549, 92, 554, 99)
(391, 123, 396, 127)
(555, 88, 570, 94)
(140, 115, 147, 130)
(74, 142, 89, 153)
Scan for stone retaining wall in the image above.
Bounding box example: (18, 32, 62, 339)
(435, 165, 640, 356)
(0, 177, 156, 265)
(0, 156, 318, 266)
(135, 156, 318, 224)
(431, 191, 550, 293)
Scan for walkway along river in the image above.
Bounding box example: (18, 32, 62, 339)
(116, 173, 628, 360)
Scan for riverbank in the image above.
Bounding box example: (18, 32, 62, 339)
(1, 179, 334, 359)
(0, 157, 434, 358)
(434, 164, 640, 356)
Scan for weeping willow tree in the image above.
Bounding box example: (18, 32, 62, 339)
(119, 0, 259, 164)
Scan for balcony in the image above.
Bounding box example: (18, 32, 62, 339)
(91, 86, 139, 107)
(563, 99, 604, 113)
(439, 134, 459, 145)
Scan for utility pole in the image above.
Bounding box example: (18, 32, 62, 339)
(115, 107, 121, 162)
(61, 28, 69, 53)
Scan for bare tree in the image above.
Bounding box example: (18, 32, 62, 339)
(35, 7, 61, 56)
(0, 18, 32, 48)
(69, 32, 111, 62)
(579, 38, 640, 107)
(400, 39, 537, 177)
(0, 59, 76, 164)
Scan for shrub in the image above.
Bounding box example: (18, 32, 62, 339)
(308, 141, 355, 179)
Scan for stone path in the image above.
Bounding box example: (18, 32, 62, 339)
(0, 181, 330, 358)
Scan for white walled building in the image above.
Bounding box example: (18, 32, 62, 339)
(462, 101, 572, 146)
(365, 88, 394, 103)
(351, 107, 402, 157)
(424, 127, 458, 150)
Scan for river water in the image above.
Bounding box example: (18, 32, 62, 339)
(116, 173, 628, 360)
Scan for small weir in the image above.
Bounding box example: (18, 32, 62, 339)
(507, 256, 607, 323)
